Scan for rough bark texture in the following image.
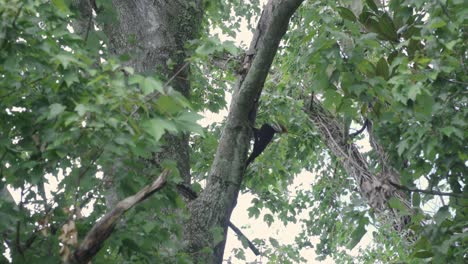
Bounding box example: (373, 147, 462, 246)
(306, 98, 412, 231)
(101, 0, 203, 184)
(184, 1, 304, 263)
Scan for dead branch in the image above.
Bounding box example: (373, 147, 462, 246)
(71, 169, 170, 263)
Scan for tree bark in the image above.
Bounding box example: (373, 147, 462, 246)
(184, 1, 304, 262)
(100, 0, 203, 184)
(305, 97, 412, 231)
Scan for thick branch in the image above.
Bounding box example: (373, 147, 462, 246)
(185, 1, 304, 262)
(306, 97, 412, 232)
(71, 169, 170, 263)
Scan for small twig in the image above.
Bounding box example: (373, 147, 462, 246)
(15, 221, 23, 256)
(228, 222, 260, 256)
(442, 78, 468, 86)
(0, 3, 24, 49)
(389, 181, 467, 199)
(73, 147, 106, 217)
(84, 6, 93, 42)
(424, 175, 445, 206)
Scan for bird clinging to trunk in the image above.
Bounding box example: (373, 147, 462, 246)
(246, 123, 288, 166)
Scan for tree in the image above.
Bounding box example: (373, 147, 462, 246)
(1, 0, 466, 263)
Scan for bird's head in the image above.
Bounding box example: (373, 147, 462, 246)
(270, 123, 288, 134)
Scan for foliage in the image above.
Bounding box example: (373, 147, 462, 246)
(0, 0, 201, 262)
(0, 0, 466, 263)
(258, 0, 467, 262)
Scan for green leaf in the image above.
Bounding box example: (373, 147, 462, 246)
(440, 126, 463, 139)
(365, 0, 379, 12)
(337, 7, 357, 22)
(263, 214, 274, 227)
(155, 95, 183, 114)
(407, 84, 422, 101)
(174, 111, 204, 135)
(48, 103, 66, 119)
(388, 197, 409, 215)
(413, 250, 434, 258)
(375, 57, 389, 79)
(55, 54, 81, 69)
(428, 17, 447, 29)
(142, 77, 164, 95)
(397, 140, 409, 157)
(378, 13, 398, 42)
(434, 206, 450, 224)
(64, 71, 79, 87)
(357, 59, 375, 76)
(222, 40, 239, 55)
(247, 207, 260, 219)
(141, 118, 178, 142)
(412, 192, 420, 207)
(52, 0, 70, 13)
(74, 104, 88, 117)
(269, 237, 280, 248)
(346, 222, 366, 249)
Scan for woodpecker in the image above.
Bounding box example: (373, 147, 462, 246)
(246, 123, 288, 166)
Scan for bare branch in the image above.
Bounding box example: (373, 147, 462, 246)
(71, 169, 170, 263)
(388, 181, 467, 199)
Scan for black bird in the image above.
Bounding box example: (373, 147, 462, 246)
(246, 123, 288, 166)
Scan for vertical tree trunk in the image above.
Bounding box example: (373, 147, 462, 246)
(101, 0, 203, 184)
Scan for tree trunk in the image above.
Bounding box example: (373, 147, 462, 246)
(183, 1, 304, 262)
(100, 0, 203, 185)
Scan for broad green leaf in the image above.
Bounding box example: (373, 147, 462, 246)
(64, 71, 79, 87)
(174, 111, 204, 135)
(142, 118, 178, 142)
(378, 13, 398, 42)
(269, 237, 280, 248)
(74, 104, 88, 117)
(346, 222, 366, 249)
(337, 7, 357, 22)
(407, 84, 422, 101)
(365, 0, 379, 12)
(376, 57, 389, 79)
(52, 0, 70, 13)
(440, 126, 463, 139)
(55, 54, 81, 69)
(263, 214, 274, 227)
(434, 206, 450, 224)
(142, 77, 164, 95)
(388, 197, 409, 215)
(48, 103, 66, 119)
(428, 17, 447, 29)
(247, 206, 260, 219)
